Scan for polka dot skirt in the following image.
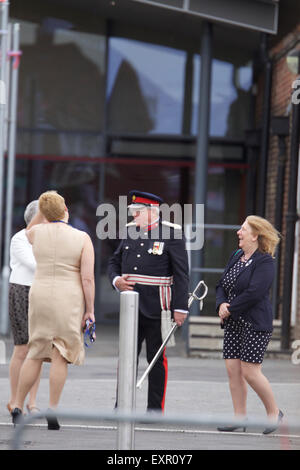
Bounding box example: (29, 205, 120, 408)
(223, 317, 272, 363)
(221, 257, 272, 364)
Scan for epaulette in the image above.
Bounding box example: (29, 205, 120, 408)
(162, 220, 182, 230)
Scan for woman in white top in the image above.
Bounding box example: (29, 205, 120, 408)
(7, 200, 43, 415)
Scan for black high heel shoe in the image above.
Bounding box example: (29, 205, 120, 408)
(46, 409, 60, 430)
(11, 408, 23, 427)
(217, 424, 247, 432)
(262, 410, 284, 435)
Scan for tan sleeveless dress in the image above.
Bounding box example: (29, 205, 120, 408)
(27, 223, 86, 365)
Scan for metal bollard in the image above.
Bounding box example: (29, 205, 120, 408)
(0, 340, 5, 364)
(117, 291, 139, 450)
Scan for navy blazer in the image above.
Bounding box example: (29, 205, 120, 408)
(216, 249, 275, 332)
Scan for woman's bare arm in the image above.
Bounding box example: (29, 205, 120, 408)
(80, 234, 95, 326)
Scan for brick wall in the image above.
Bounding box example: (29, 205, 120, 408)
(256, 25, 300, 341)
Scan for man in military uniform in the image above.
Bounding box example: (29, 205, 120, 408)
(108, 190, 189, 412)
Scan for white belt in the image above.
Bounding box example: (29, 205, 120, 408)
(124, 274, 173, 287)
(124, 274, 175, 347)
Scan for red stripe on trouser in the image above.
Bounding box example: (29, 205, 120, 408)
(161, 348, 168, 412)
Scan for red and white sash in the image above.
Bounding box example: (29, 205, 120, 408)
(124, 274, 175, 347)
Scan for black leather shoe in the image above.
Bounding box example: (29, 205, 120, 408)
(11, 408, 23, 426)
(217, 425, 247, 432)
(262, 410, 284, 435)
(46, 409, 60, 430)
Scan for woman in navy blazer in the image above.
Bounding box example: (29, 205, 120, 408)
(216, 215, 283, 434)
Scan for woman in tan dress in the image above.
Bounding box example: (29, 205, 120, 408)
(11, 191, 95, 429)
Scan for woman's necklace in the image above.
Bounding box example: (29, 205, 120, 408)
(241, 252, 253, 263)
(51, 220, 69, 225)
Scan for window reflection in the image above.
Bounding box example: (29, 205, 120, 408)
(192, 56, 253, 137)
(108, 38, 185, 134)
(107, 37, 253, 138)
(17, 18, 105, 157)
(13, 16, 106, 299)
(13, 159, 100, 238)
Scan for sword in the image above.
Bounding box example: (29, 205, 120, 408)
(136, 280, 208, 389)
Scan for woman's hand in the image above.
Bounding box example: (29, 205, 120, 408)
(218, 302, 231, 322)
(82, 311, 95, 328)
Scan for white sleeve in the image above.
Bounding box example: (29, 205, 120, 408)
(112, 276, 121, 291)
(10, 236, 36, 272)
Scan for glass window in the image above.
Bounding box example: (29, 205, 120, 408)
(17, 18, 106, 158)
(188, 164, 246, 316)
(13, 158, 100, 238)
(192, 56, 253, 138)
(11, 13, 107, 265)
(107, 37, 186, 134)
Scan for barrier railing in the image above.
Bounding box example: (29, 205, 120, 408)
(10, 408, 299, 450)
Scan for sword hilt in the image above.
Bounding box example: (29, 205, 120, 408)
(188, 280, 208, 310)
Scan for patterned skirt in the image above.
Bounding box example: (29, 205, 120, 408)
(9, 283, 30, 345)
(223, 316, 272, 364)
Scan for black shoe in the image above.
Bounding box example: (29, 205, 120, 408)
(11, 408, 23, 427)
(262, 410, 284, 435)
(46, 409, 60, 430)
(217, 425, 247, 432)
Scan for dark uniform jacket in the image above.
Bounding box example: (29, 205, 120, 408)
(108, 220, 189, 319)
(216, 249, 275, 332)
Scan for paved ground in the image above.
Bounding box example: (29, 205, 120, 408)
(0, 325, 299, 454)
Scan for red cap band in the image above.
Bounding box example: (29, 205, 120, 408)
(133, 196, 160, 206)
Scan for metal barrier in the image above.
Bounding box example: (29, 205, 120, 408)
(10, 408, 299, 450)
(0, 339, 5, 364)
(0, 0, 9, 271)
(0, 18, 21, 336)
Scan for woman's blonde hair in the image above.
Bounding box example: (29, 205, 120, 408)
(39, 190, 65, 222)
(246, 215, 281, 257)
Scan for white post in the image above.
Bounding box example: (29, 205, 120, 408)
(1, 23, 20, 335)
(0, 0, 9, 269)
(0, 340, 6, 364)
(117, 291, 139, 450)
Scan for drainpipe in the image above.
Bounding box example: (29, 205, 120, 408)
(257, 34, 272, 217)
(190, 21, 213, 316)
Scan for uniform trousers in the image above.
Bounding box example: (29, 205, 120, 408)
(137, 313, 168, 412)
